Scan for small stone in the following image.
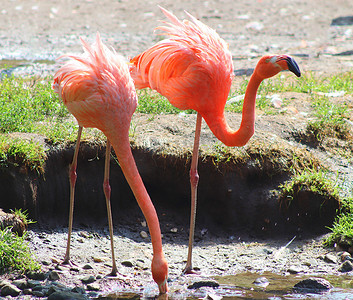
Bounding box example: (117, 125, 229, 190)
(87, 283, 100, 291)
(121, 260, 133, 267)
(288, 266, 301, 274)
(170, 227, 178, 233)
(339, 260, 353, 273)
(70, 267, 80, 272)
(48, 291, 87, 300)
(27, 279, 42, 289)
(188, 280, 220, 289)
(93, 257, 106, 263)
(51, 257, 61, 264)
(82, 264, 93, 270)
(294, 277, 332, 293)
(0, 282, 21, 297)
(12, 278, 28, 290)
(71, 286, 86, 294)
(49, 270, 60, 281)
(140, 231, 148, 239)
(26, 270, 47, 280)
(79, 231, 89, 238)
(81, 275, 95, 284)
(324, 254, 337, 264)
(253, 276, 269, 288)
(140, 221, 147, 227)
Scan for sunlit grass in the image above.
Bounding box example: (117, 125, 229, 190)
(0, 228, 40, 274)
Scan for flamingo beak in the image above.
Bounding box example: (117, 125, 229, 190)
(285, 56, 301, 77)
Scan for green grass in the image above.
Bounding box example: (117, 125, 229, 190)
(279, 170, 340, 203)
(0, 228, 40, 274)
(324, 196, 353, 248)
(0, 135, 47, 173)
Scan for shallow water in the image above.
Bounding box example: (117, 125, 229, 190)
(0, 59, 57, 78)
(213, 272, 353, 299)
(99, 272, 353, 299)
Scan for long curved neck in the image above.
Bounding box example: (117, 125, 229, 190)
(106, 130, 163, 256)
(203, 72, 263, 147)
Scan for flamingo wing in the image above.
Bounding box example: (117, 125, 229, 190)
(130, 7, 234, 114)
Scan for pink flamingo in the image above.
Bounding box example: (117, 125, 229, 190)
(130, 7, 301, 274)
(53, 33, 168, 293)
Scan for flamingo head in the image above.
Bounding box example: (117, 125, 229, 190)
(151, 255, 169, 294)
(255, 55, 301, 79)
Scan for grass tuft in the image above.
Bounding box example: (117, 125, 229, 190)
(0, 228, 40, 274)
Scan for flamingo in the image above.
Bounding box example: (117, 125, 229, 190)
(53, 33, 168, 293)
(130, 7, 301, 274)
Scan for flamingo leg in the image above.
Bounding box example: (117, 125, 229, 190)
(183, 112, 202, 274)
(63, 125, 83, 265)
(103, 140, 118, 276)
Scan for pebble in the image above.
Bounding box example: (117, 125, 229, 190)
(93, 256, 106, 263)
(87, 283, 100, 291)
(82, 264, 93, 270)
(49, 270, 60, 281)
(12, 278, 28, 290)
(80, 275, 95, 284)
(121, 260, 133, 267)
(1, 282, 21, 297)
(293, 277, 332, 293)
(253, 276, 269, 288)
(140, 230, 148, 238)
(48, 291, 88, 300)
(288, 266, 301, 274)
(339, 260, 353, 272)
(324, 254, 337, 264)
(188, 280, 220, 289)
(26, 271, 47, 280)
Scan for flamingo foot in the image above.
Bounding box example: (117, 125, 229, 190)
(182, 265, 200, 275)
(108, 266, 118, 277)
(61, 257, 78, 268)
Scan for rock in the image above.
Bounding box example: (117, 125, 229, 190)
(253, 276, 269, 288)
(81, 275, 95, 284)
(170, 227, 178, 233)
(288, 266, 301, 274)
(71, 286, 86, 294)
(82, 264, 93, 270)
(121, 260, 133, 267)
(27, 279, 43, 289)
(324, 254, 337, 264)
(48, 291, 88, 300)
(26, 270, 47, 280)
(140, 231, 148, 238)
(87, 283, 100, 291)
(188, 280, 220, 289)
(331, 16, 353, 26)
(12, 278, 28, 290)
(339, 261, 353, 272)
(1, 282, 21, 296)
(93, 256, 106, 263)
(49, 270, 60, 281)
(293, 278, 332, 293)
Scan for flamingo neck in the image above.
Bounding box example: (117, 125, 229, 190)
(105, 131, 164, 256)
(203, 72, 263, 147)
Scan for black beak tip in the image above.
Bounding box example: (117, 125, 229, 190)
(286, 56, 301, 77)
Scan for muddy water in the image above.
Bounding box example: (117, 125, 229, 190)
(99, 272, 353, 299)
